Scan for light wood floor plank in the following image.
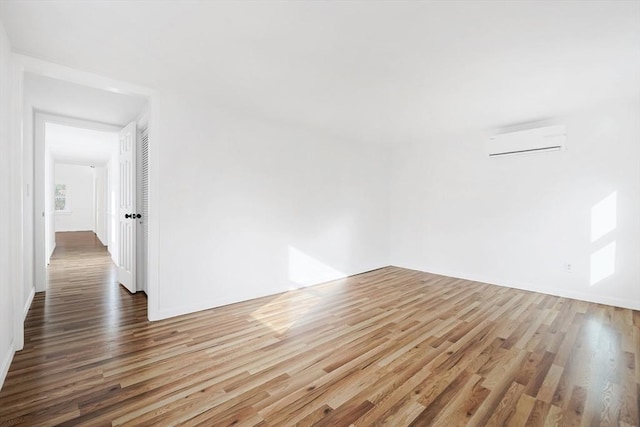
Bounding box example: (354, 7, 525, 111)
(1, 231, 638, 426)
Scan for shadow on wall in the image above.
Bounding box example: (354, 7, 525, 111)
(590, 191, 617, 286)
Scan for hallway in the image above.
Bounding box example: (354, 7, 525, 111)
(0, 231, 148, 424)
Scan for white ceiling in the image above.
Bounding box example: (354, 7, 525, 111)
(25, 73, 148, 127)
(46, 123, 117, 166)
(3, 1, 639, 143)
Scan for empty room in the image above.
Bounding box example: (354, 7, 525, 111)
(0, 1, 638, 426)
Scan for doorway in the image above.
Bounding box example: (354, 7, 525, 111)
(11, 60, 159, 358)
(34, 114, 149, 297)
(45, 122, 120, 272)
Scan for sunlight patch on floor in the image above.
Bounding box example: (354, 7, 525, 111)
(250, 290, 322, 334)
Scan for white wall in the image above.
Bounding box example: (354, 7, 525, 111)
(22, 82, 34, 319)
(0, 19, 15, 389)
(108, 150, 119, 263)
(44, 146, 55, 261)
(152, 89, 390, 319)
(94, 165, 108, 245)
(54, 164, 95, 232)
(390, 100, 640, 310)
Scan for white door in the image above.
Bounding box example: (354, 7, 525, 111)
(118, 121, 137, 293)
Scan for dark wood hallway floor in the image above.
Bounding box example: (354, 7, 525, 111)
(0, 231, 639, 426)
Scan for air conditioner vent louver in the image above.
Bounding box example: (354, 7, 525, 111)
(487, 125, 566, 158)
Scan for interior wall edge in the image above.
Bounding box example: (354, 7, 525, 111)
(22, 286, 34, 320)
(13, 53, 155, 98)
(0, 340, 14, 392)
(96, 233, 107, 246)
(47, 242, 55, 265)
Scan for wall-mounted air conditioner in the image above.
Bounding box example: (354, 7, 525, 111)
(487, 125, 566, 157)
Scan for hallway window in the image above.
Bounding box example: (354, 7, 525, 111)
(55, 184, 68, 211)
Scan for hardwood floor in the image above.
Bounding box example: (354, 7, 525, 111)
(0, 231, 639, 426)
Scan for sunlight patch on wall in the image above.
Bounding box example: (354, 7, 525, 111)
(591, 191, 617, 242)
(288, 246, 345, 288)
(590, 241, 616, 285)
(589, 191, 617, 286)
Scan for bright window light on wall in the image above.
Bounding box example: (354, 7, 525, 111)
(288, 246, 344, 288)
(590, 241, 616, 285)
(589, 191, 618, 286)
(590, 191, 617, 242)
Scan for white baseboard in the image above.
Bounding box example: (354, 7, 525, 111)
(96, 232, 107, 246)
(151, 265, 386, 321)
(394, 263, 640, 311)
(47, 242, 56, 265)
(23, 286, 35, 320)
(153, 286, 301, 321)
(0, 341, 14, 392)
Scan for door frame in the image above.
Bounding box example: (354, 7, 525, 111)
(14, 53, 161, 344)
(33, 112, 124, 293)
